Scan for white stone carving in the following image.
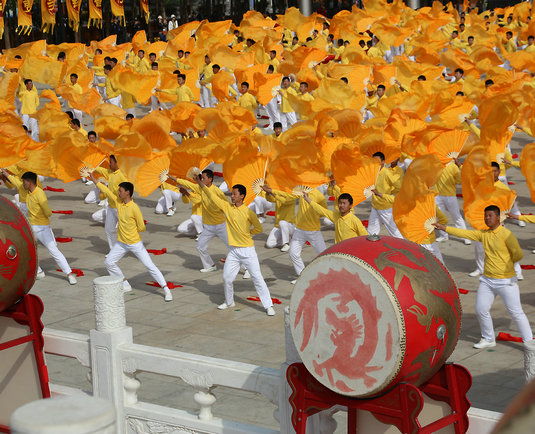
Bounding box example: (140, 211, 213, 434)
(127, 416, 204, 433)
(193, 389, 216, 421)
(179, 367, 214, 389)
(93, 276, 126, 332)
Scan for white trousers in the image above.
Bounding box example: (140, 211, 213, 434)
(91, 208, 106, 224)
(150, 95, 160, 112)
(21, 114, 39, 141)
(368, 207, 404, 238)
(108, 95, 122, 107)
(155, 190, 182, 214)
(289, 228, 326, 276)
(105, 240, 167, 288)
(421, 242, 444, 264)
(71, 108, 83, 123)
(178, 215, 203, 236)
(105, 206, 119, 250)
(265, 97, 280, 129)
(280, 111, 297, 131)
(196, 222, 228, 269)
(248, 196, 273, 215)
(85, 185, 101, 204)
(266, 221, 295, 248)
(476, 275, 533, 342)
(223, 246, 273, 309)
(14, 197, 28, 217)
(436, 195, 467, 239)
(32, 225, 72, 275)
(200, 85, 212, 108)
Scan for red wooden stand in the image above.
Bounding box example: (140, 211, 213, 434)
(287, 362, 472, 434)
(0, 295, 50, 433)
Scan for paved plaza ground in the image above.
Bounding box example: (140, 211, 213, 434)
(3, 113, 535, 430)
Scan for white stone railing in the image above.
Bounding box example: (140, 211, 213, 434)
(36, 275, 503, 434)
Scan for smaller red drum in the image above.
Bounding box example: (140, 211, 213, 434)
(0, 196, 38, 312)
(290, 235, 461, 398)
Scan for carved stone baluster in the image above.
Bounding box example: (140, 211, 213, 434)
(123, 359, 141, 406)
(194, 387, 216, 421)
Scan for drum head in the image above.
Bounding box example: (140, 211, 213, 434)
(290, 253, 405, 397)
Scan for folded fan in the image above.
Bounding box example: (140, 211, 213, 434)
(292, 185, 313, 197)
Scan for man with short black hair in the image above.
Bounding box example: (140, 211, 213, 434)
(434, 206, 532, 349)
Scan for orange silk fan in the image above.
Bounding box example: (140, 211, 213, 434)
(134, 153, 171, 197)
(169, 144, 213, 179)
(520, 142, 535, 203)
(464, 189, 517, 230)
(427, 129, 471, 165)
(331, 143, 381, 206)
(48, 131, 89, 183)
(394, 193, 437, 244)
(223, 153, 267, 206)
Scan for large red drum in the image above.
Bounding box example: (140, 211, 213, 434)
(0, 196, 38, 312)
(290, 235, 461, 398)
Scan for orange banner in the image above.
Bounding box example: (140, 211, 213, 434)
(17, 0, 33, 35)
(66, 0, 80, 31)
(88, 0, 102, 28)
(110, 0, 125, 25)
(41, 0, 56, 34)
(140, 0, 149, 23)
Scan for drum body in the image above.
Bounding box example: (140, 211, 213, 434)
(290, 235, 461, 398)
(0, 196, 37, 312)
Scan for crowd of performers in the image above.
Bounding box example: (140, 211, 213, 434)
(1, 2, 535, 351)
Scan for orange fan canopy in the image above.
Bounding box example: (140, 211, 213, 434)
(461, 146, 495, 207)
(134, 153, 171, 197)
(394, 193, 437, 244)
(425, 128, 471, 165)
(48, 131, 90, 183)
(520, 142, 535, 203)
(331, 143, 381, 206)
(465, 189, 517, 230)
(114, 132, 153, 159)
(169, 141, 214, 179)
(19, 143, 57, 178)
(166, 102, 202, 134)
(130, 111, 177, 153)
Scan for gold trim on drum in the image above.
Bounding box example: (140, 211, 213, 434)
(290, 251, 405, 398)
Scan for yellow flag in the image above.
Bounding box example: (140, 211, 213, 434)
(17, 0, 33, 34)
(110, 0, 125, 25)
(139, 0, 149, 23)
(89, 0, 103, 28)
(41, 0, 56, 33)
(66, 0, 81, 31)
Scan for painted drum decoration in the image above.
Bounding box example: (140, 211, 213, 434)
(0, 196, 38, 312)
(290, 235, 461, 398)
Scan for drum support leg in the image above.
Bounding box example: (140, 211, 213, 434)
(287, 362, 471, 434)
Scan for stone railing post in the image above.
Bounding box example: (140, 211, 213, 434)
(91, 275, 134, 434)
(10, 395, 116, 433)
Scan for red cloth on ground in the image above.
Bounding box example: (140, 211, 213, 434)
(214, 171, 223, 177)
(512, 153, 518, 159)
(55, 237, 72, 242)
(458, 288, 469, 294)
(508, 181, 515, 185)
(44, 186, 65, 192)
(147, 248, 167, 255)
(266, 211, 275, 216)
(362, 220, 369, 228)
(146, 281, 183, 289)
(328, 196, 335, 201)
(497, 332, 523, 343)
(520, 265, 535, 270)
(52, 210, 73, 214)
(247, 296, 282, 304)
(456, 193, 463, 198)
(57, 268, 84, 276)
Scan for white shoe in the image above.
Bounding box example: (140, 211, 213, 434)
(200, 265, 217, 273)
(435, 236, 448, 243)
(218, 302, 236, 310)
(518, 220, 526, 227)
(85, 180, 94, 186)
(36, 271, 46, 280)
(518, 274, 524, 281)
(266, 307, 275, 316)
(68, 273, 77, 285)
(290, 279, 297, 284)
(281, 243, 290, 252)
(164, 291, 173, 302)
(473, 338, 496, 349)
(122, 281, 132, 292)
(258, 216, 265, 224)
(98, 200, 106, 207)
(532, 249, 535, 254)
(195, 234, 200, 241)
(469, 270, 481, 277)
(166, 208, 175, 216)
(464, 239, 472, 245)
(243, 270, 251, 279)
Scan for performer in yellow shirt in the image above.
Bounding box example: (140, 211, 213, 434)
(94, 155, 128, 250)
(268, 50, 280, 72)
(18, 79, 40, 141)
(133, 50, 151, 73)
(195, 178, 275, 315)
(368, 153, 404, 238)
(2, 170, 77, 285)
(102, 65, 122, 107)
(278, 76, 298, 131)
(89, 173, 172, 301)
(199, 55, 215, 108)
(303, 192, 368, 243)
(261, 185, 297, 252)
(434, 159, 471, 245)
(263, 185, 327, 283)
(434, 205, 532, 349)
(157, 74, 195, 103)
(169, 169, 229, 272)
(66, 73, 84, 122)
(155, 181, 182, 216)
(238, 82, 258, 113)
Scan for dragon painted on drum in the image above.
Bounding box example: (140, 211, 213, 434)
(375, 241, 461, 385)
(294, 267, 385, 393)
